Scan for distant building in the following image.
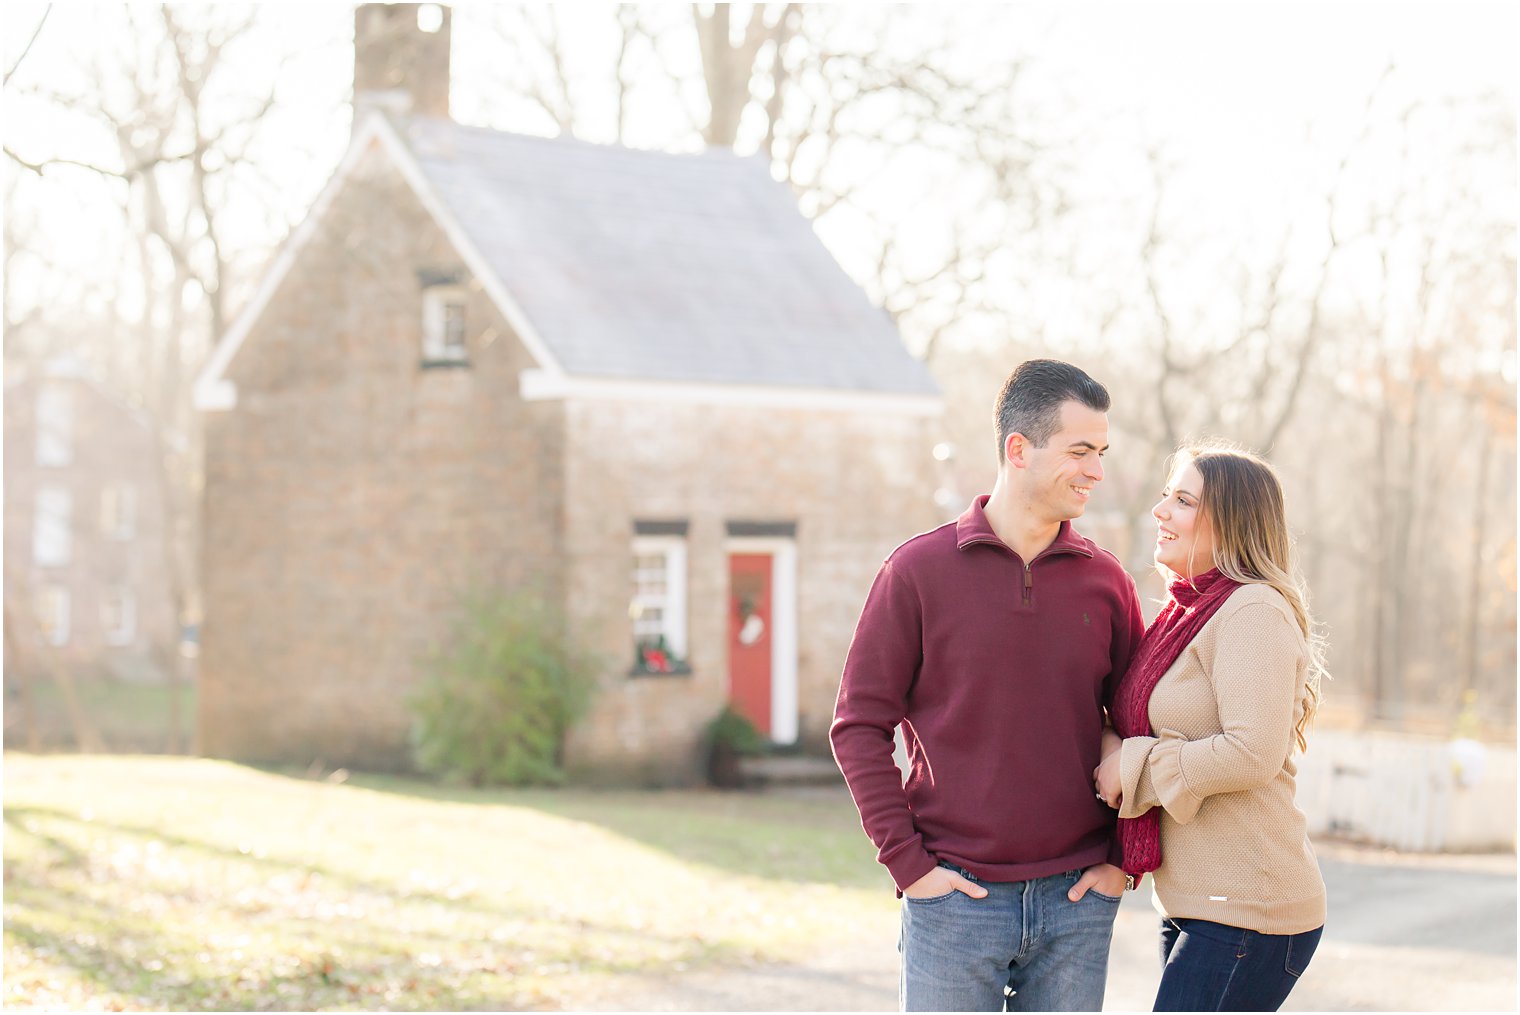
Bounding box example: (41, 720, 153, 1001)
(3, 360, 179, 684)
(192, 3, 942, 780)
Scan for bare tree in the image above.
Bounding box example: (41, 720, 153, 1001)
(470, 5, 1072, 368)
(1111, 71, 1399, 481)
(691, 3, 797, 148)
(3, 5, 51, 87)
(1045, 67, 1516, 733)
(5, 4, 292, 752)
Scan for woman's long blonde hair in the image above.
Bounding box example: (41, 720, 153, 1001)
(1169, 443, 1327, 751)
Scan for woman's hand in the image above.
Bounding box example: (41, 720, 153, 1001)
(1094, 748, 1123, 809)
(1101, 725, 1122, 761)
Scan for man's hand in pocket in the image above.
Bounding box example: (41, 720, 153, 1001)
(904, 866, 989, 900)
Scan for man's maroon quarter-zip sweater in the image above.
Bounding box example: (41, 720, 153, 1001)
(831, 495, 1145, 891)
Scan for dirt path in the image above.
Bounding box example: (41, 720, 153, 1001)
(587, 924, 897, 1012)
(593, 843, 1516, 1012)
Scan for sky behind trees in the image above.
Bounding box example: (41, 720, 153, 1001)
(6, 2, 1514, 360)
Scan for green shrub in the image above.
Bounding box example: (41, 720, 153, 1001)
(704, 706, 769, 788)
(707, 706, 768, 755)
(409, 589, 600, 786)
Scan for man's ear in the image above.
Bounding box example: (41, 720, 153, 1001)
(1004, 432, 1030, 471)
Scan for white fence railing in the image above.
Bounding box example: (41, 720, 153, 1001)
(1295, 729, 1517, 852)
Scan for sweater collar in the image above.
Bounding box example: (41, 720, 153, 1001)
(1167, 567, 1239, 608)
(955, 495, 1093, 558)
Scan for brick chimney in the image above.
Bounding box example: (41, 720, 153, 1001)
(353, 3, 451, 122)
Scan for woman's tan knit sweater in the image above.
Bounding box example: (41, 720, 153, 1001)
(1118, 583, 1326, 935)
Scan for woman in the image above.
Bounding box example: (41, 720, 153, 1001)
(1095, 445, 1326, 1012)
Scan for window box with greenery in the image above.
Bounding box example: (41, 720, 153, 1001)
(633, 634, 690, 675)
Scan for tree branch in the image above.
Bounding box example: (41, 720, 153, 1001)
(4, 4, 51, 86)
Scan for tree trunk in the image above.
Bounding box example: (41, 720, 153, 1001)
(1465, 413, 1492, 698)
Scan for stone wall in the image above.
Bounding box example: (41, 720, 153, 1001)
(559, 398, 940, 783)
(198, 150, 565, 770)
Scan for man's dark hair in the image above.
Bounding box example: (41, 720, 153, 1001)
(993, 359, 1110, 459)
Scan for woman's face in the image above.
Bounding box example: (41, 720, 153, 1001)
(1152, 460, 1216, 579)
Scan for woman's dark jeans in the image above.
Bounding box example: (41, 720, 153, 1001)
(1154, 916, 1322, 1011)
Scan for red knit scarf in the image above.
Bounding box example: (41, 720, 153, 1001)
(1114, 568, 1241, 878)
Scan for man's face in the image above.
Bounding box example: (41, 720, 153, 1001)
(1016, 400, 1109, 523)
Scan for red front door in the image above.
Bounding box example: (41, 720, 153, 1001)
(728, 553, 773, 736)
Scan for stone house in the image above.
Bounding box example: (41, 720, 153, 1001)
(3, 360, 179, 687)
(193, 4, 942, 780)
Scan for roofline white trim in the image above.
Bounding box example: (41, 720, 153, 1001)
(194, 114, 388, 412)
(520, 369, 943, 416)
(194, 111, 567, 412)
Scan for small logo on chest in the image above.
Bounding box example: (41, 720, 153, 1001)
(1083, 612, 1091, 625)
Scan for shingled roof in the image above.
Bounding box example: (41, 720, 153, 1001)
(401, 117, 936, 396)
(197, 112, 939, 411)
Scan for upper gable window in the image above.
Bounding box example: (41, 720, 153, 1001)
(422, 285, 468, 365)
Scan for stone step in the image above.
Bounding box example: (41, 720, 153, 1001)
(737, 753, 845, 786)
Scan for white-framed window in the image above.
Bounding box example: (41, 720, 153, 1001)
(36, 586, 70, 646)
(102, 586, 137, 646)
(100, 484, 137, 540)
(629, 534, 688, 674)
(35, 384, 73, 466)
(422, 285, 468, 363)
(33, 487, 72, 567)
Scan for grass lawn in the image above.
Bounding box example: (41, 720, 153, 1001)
(9, 677, 194, 754)
(3, 754, 894, 1011)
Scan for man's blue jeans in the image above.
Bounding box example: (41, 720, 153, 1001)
(899, 864, 1119, 1012)
(1154, 917, 1322, 1011)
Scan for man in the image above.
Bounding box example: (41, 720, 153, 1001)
(831, 359, 1144, 1012)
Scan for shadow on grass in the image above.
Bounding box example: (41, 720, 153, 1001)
(3, 802, 754, 1011)
(3, 899, 542, 1013)
(2, 806, 87, 870)
(6, 801, 742, 950)
(332, 770, 890, 892)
